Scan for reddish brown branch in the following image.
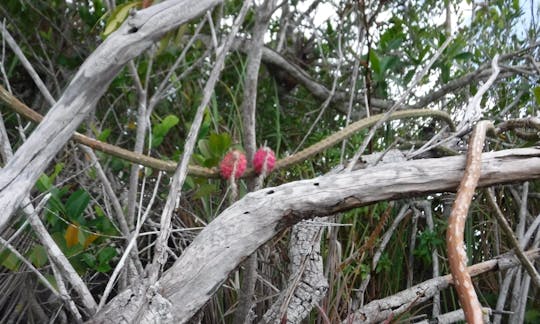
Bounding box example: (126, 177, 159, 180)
(446, 120, 493, 323)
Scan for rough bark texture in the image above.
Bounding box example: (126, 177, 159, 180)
(0, 0, 223, 231)
(344, 249, 540, 323)
(261, 218, 328, 323)
(144, 148, 539, 322)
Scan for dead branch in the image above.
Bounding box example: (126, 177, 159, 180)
(90, 147, 540, 322)
(344, 248, 540, 323)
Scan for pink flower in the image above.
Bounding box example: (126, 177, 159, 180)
(253, 147, 276, 175)
(219, 150, 247, 179)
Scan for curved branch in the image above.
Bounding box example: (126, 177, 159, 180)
(152, 147, 536, 321)
(446, 120, 493, 323)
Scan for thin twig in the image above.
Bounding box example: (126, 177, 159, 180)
(485, 188, 540, 287)
(97, 172, 163, 310)
(147, 0, 253, 283)
(346, 35, 455, 171)
(0, 23, 56, 105)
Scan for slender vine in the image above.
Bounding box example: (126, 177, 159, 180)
(0, 85, 455, 178)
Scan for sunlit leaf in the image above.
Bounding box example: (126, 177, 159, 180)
(65, 223, 79, 248)
(102, 1, 140, 37)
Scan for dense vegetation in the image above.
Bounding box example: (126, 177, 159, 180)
(0, 0, 539, 322)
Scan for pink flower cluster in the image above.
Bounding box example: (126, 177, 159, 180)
(219, 147, 276, 179)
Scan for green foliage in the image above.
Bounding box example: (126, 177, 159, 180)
(533, 87, 540, 105)
(194, 132, 233, 167)
(28, 245, 48, 268)
(151, 114, 180, 148)
(375, 253, 392, 274)
(1, 0, 539, 321)
(0, 248, 20, 271)
(526, 308, 540, 324)
(22, 167, 120, 274)
(413, 229, 444, 264)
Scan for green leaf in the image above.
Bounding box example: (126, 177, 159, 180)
(194, 183, 218, 199)
(452, 52, 473, 61)
(48, 188, 67, 215)
(96, 263, 112, 273)
(81, 252, 96, 268)
(51, 163, 64, 182)
(533, 87, 540, 105)
(208, 133, 232, 157)
(98, 246, 117, 264)
(36, 174, 52, 192)
(151, 114, 179, 148)
(65, 189, 90, 222)
(369, 51, 381, 75)
(197, 139, 212, 158)
(28, 245, 48, 268)
(97, 128, 111, 142)
(102, 1, 140, 37)
(0, 250, 20, 271)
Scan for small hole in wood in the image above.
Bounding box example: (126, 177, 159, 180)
(128, 27, 138, 33)
(243, 211, 250, 214)
(313, 182, 320, 186)
(266, 190, 275, 195)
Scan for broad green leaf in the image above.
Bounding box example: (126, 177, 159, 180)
(28, 245, 48, 268)
(81, 252, 96, 268)
(369, 51, 381, 76)
(208, 133, 232, 156)
(36, 174, 52, 192)
(97, 128, 112, 142)
(102, 1, 140, 37)
(49, 188, 66, 211)
(50, 163, 64, 183)
(66, 189, 90, 222)
(197, 139, 212, 158)
(90, 205, 118, 235)
(533, 87, 540, 105)
(98, 246, 117, 264)
(151, 114, 180, 148)
(0, 250, 20, 271)
(96, 263, 112, 273)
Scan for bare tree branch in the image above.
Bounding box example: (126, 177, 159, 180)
(344, 248, 540, 323)
(148, 147, 539, 321)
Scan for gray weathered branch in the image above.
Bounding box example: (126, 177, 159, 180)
(150, 148, 539, 322)
(345, 248, 540, 323)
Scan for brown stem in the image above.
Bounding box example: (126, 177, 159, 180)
(0, 84, 454, 178)
(446, 120, 493, 323)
